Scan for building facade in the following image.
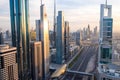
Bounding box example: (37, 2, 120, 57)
(0, 45, 18, 80)
(40, 4, 50, 80)
(97, 2, 120, 80)
(64, 21, 70, 61)
(30, 41, 42, 80)
(76, 30, 81, 46)
(99, 4, 113, 64)
(0, 32, 4, 44)
(9, 0, 31, 79)
(36, 20, 41, 41)
(56, 11, 65, 64)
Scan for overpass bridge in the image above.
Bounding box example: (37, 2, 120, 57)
(50, 64, 94, 80)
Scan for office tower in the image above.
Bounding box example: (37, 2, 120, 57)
(9, 0, 30, 79)
(30, 41, 42, 80)
(99, 2, 113, 64)
(36, 20, 41, 41)
(0, 32, 4, 44)
(56, 11, 65, 64)
(83, 28, 86, 40)
(80, 29, 83, 41)
(76, 30, 81, 46)
(0, 45, 18, 80)
(53, 0, 56, 47)
(30, 29, 36, 41)
(40, 4, 50, 80)
(97, 1, 120, 80)
(64, 21, 70, 61)
(5, 30, 11, 39)
(49, 30, 54, 47)
(87, 24, 91, 39)
(94, 26, 97, 36)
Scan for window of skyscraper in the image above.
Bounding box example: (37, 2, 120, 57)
(0, 56, 4, 69)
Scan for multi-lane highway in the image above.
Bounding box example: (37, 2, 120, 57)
(62, 45, 98, 80)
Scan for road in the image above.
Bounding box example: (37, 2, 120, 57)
(61, 45, 98, 80)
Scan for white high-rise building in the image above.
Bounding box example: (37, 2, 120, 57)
(98, 1, 120, 80)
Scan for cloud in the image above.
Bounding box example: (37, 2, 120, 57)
(0, 0, 120, 33)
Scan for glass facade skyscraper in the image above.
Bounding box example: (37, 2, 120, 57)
(9, 0, 30, 79)
(40, 4, 50, 80)
(64, 21, 70, 61)
(56, 11, 65, 64)
(99, 4, 113, 64)
(0, 32, 4, 44)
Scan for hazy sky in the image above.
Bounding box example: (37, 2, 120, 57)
(0, 0, 120, 32)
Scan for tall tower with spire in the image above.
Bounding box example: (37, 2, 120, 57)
(39, 0, 50, 79)
(53, 0, 56, 47)
(99, 0, 113, 64)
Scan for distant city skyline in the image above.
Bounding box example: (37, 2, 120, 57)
(0, 0, 120, 32)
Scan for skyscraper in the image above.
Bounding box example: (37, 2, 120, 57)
(64, 21, 70, 61)
(94, 26, 97, 37)
(0, 32, 4, 44)
(97, 1, 120, 80)
(36, 20, 41, 41)
(9, 0, 30, 79)
(0, 45, 18, 80)
(56, 11, 65, 64)
(99, 3, 113, 64)
(76, 30, 81, 46)
(40, 4, 50, 80)
(30, 41, 42, 80)
(53, 0, 57, 47)
(87, 24, 91, 39)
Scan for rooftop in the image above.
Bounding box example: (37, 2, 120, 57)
(0, 44, 16, 54)
(98, 63, 120, 78)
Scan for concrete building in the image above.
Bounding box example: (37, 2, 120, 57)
(64, 21, 70, 61)
(0, 45, 18, 80)
(98, 1, 120, 80)
(9, 0, 31, 79)
(56, 11, 65, 64)
(30, 41, 42, 80)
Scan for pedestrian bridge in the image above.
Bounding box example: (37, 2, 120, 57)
(51, 64, 94, 79)
(51, 64, 67, 78)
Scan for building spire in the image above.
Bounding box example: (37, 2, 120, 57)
(53, 0, 56, 47)
(105, 0, 107, 8)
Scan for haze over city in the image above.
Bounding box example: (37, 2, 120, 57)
(0, 0, 120, 80)
(0, 0, 120, 32)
